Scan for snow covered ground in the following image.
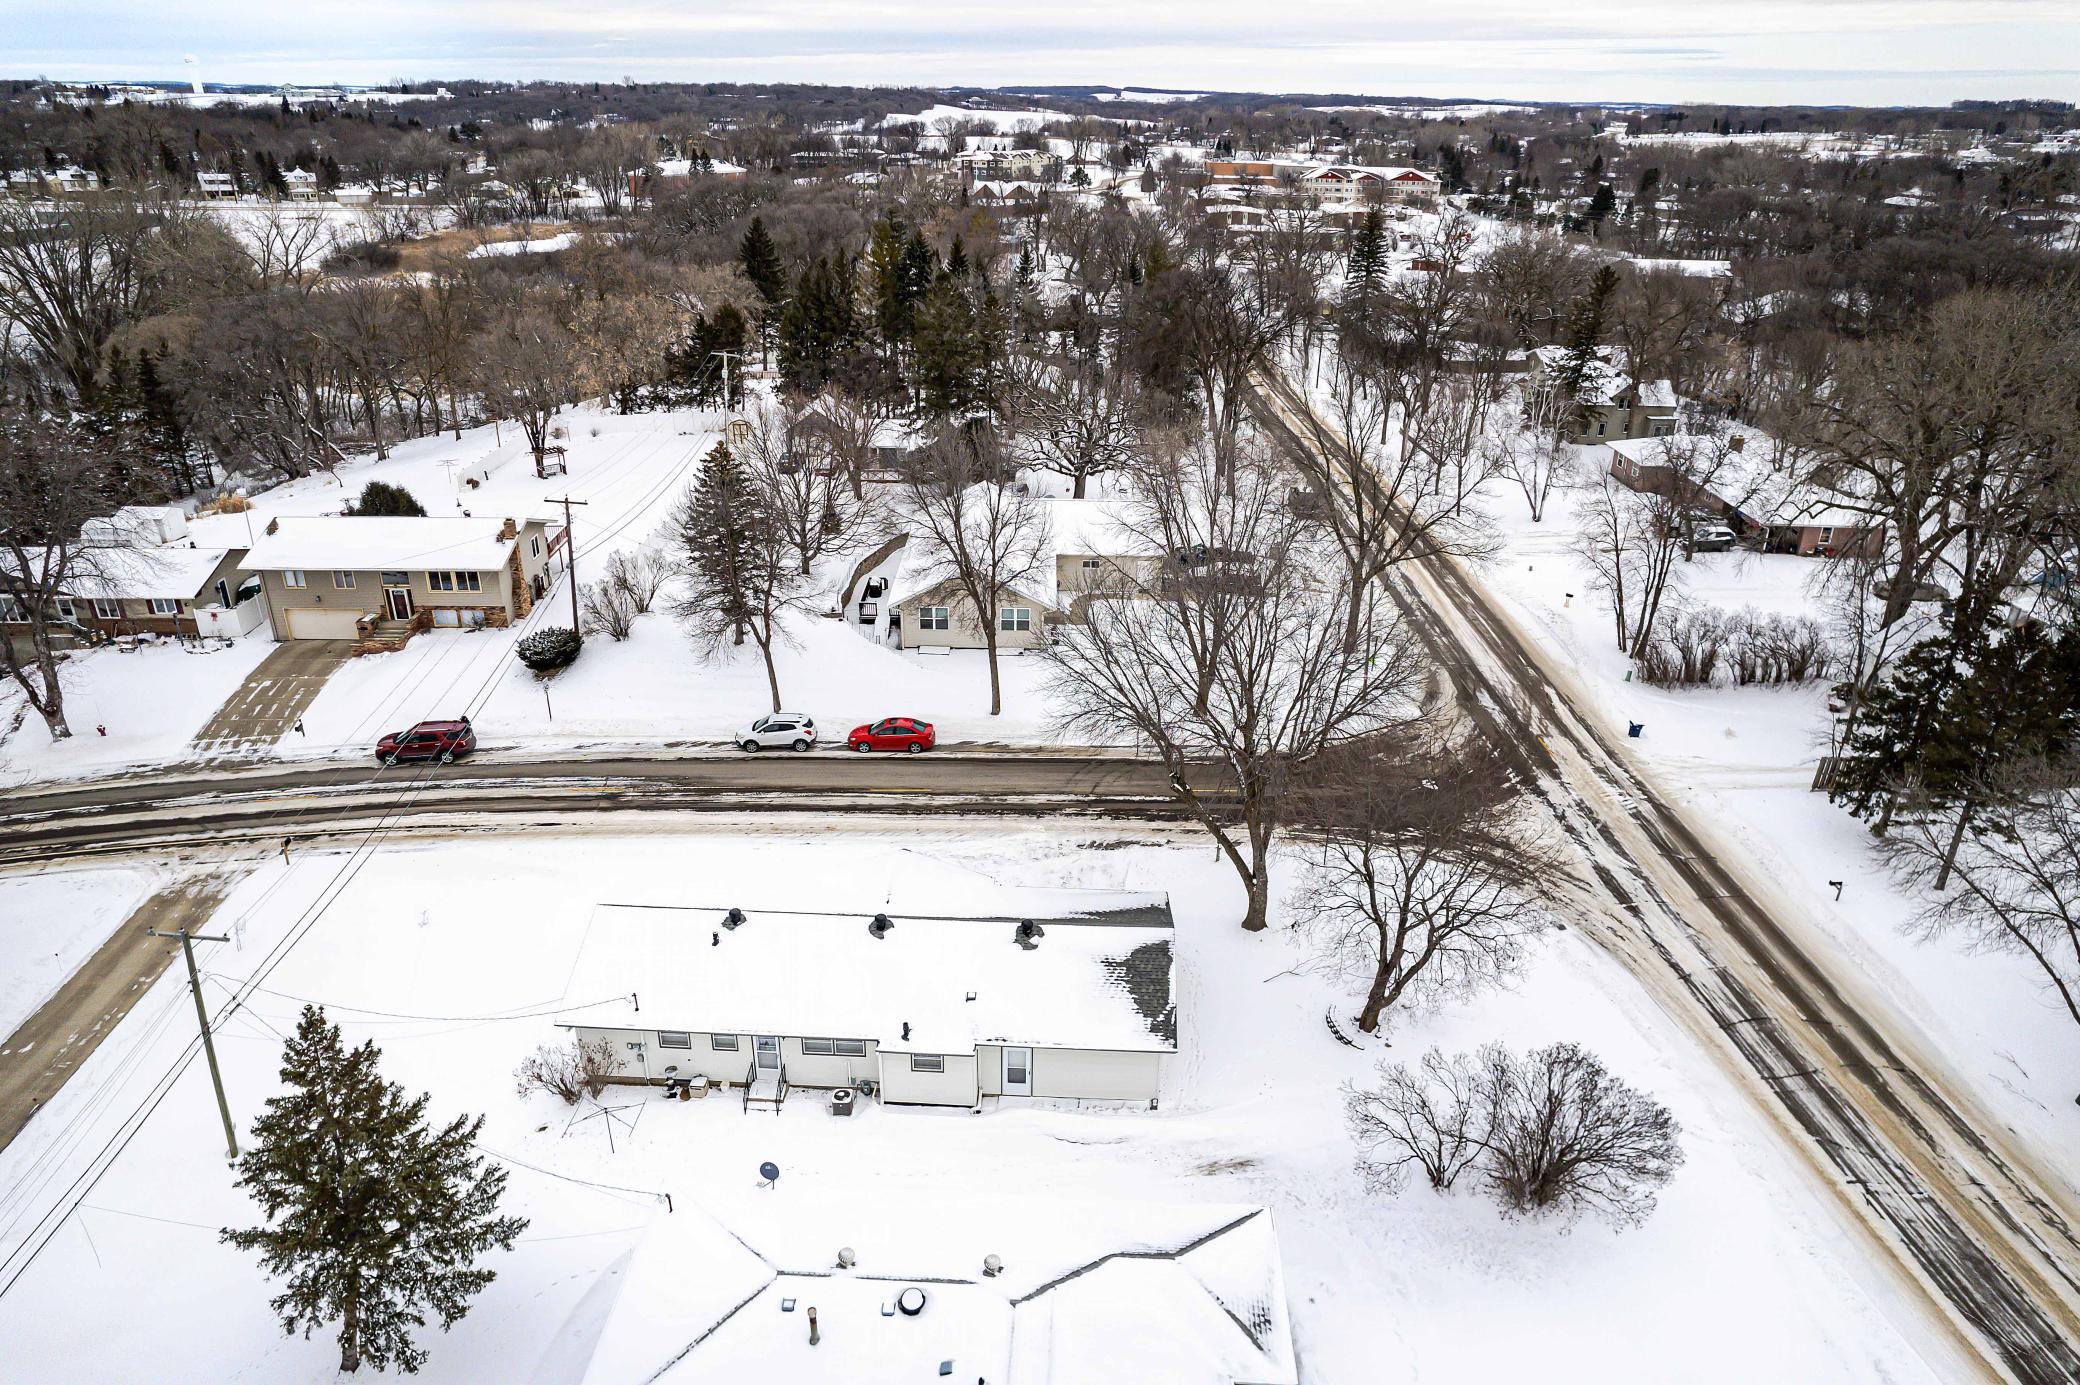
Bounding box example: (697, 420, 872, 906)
(1470, 466, 2080, 1198)
(0, 634, 276, 779)
(0, 828, 1960, 1383)
(0, 866, 157, 1037)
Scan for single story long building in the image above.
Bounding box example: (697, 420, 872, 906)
(561, 891, 1178, 1109)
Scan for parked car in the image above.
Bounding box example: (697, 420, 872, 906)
(735, 711, 817, 752)
(847, 717, 935, 754)
(376, 718, 476, 765)
(1691, 524, 1738, 553)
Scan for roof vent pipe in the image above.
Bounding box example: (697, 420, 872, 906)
(868, 914, 895, 939)
(1014, 920, 1044, 950)
(837, 1247, 857, 1269)
(982, 1254, 1003, 1278)
(723, 907, 746, 930)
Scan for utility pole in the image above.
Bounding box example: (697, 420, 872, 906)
(544, 496, 590, 636)
(709, 349, 745, 412)
(146, 926, 238, 1161)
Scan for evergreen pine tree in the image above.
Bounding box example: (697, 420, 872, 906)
(943, 235, 969, 281)
(221, 1007, 526, 1375)
(913, 275, 986, 419)
(865, 216, 911, 349)
(776, 255, 861, 395)
(738, 216, 786, 308)
(1585, 182, 1617, 230)
(346, 480, 428, 516)
(1344, 207, 1388, 313)
(1556, 265, 1621, 397)
(677, 442, 762, 645)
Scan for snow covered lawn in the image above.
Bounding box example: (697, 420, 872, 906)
(0, 866, 157, 1037)
(1472, 479, 2080, 1194)
(0, 828, 1959, 1383)
(0, 635, 275, 780)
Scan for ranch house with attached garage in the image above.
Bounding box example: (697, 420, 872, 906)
(560, 891, 1177, 1110)
(239, 514, 557, 646)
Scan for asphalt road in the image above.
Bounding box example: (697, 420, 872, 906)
(1251, 368, 2080, 1385)
(0, 751, 1203, 866)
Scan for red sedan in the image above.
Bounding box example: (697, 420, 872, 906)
(847, 717, 936, 754)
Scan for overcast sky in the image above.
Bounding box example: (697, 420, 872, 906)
(9, 0, 2078, 106)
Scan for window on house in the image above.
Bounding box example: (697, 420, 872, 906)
(531, 537, 542, 557)
(333, 571, 355, 589)
(53, 596, 76, 621)
(428, 571, 453, 592)
(284, 570, 306, 589)
(999, 607, 1032, 633)
(1081, 557, 1101, 570)
(709, 1034, 740, 1051)
(457, 571, 482, 592)
(800, 1038, 868, 1057)
(148, 598, 179, 616)
(919, 606, 950, 631)
(656, 1031, 692, 1049)
(0, 596, 24, 622)
(1595, 420, 1607, 437)
(93, 597, 122, 619)
(1819, 527, 1835, 544)
(909, 1054, 945, 1073)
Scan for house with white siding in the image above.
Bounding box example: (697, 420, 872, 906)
(561, 891, 1177, 1110)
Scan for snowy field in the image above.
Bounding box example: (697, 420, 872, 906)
(0, 827, 1960, 1384)
(0, 866, 157, 1037)
(1471, 471, 2080, 1197)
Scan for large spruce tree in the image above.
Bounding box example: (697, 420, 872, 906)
(673, 440, 762, 646)
(222, 1007, 527, 1375)
(737, 216, 786, 309)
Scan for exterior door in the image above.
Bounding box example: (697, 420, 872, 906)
(386, 586, 413, 620)
(1002, 1046, 1033, 1097)
(755, 1036, 780, 1070)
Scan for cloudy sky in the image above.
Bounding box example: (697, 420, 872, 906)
(9, 0, 2077, 106)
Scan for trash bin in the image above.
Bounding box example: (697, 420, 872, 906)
(687, 1075, 709, 1100)
(1627, 721, 1644, 739)
(830, 1088, 856, 1118)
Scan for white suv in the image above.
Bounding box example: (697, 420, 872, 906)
(735, 712, 817, 752)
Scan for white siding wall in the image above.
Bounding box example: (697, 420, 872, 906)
(977, 1044, 1002, 1097)
(877, 1051, 980, 1107)
(780, 1037, 879, 1089)
(1030, 1047, 1163, 1103)
(571, 1027, 752, 1086)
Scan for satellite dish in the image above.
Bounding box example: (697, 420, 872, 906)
(759, 1160, 780, 1184)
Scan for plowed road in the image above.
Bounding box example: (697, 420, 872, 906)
(1251, 367, 2080, 1385)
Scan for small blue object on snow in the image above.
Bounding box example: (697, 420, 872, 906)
(1627, 722, 1644, 738)
(781, 1298, 796, 1312)
(759, 1160, 780, 1185)
(938, 1363, 953, 1377)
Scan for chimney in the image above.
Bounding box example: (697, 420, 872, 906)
(1014, 920, 1044, 950)
(265, 517, 279, 536)
(498, 517, 518, 541)
(807, 1307, 819, 1346)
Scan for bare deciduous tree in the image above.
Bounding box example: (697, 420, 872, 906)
(1478, 1042, 1683, 1227)
(735, 400, 879, 577)
(1009, 357, 1143, 499)
(901, 434, 1052, 717)
(1345, 1047, 1488, 1191)
(1043, 440, 1426, 930)
(1295, 739, 1560, 1032)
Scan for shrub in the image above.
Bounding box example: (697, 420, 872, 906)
(516, 625, 582, 670)
(345, 480, 427, 517)
(514, 1037, 619, 1105)
(1638, 604, 1834, 689)
(580, 577, 638, 641)
(320, 239, 402, 274)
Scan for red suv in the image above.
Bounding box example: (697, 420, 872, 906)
(846, 717, 935, 754)
(377, 718, 477, 766)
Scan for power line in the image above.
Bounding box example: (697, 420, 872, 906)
(229, 983, 636, 1025)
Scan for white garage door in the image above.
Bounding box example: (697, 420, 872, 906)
(285, 606, 362, 640)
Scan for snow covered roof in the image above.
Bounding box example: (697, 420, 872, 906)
(574, 1197, 1294, 1385)
(1046, 499, 1161, 559)
(61, 545, 237, 600)
(1529, 345, 1677, 410)
(240, 516, 530, 573)
(561, 892, 1177, 1055)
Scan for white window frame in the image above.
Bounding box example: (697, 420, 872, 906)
(93, 597, 122, 619)
(333, 571, 355, 589)
(709, 1034, 740, 1051)
(1080, 557, 1101, 570)
(656, 1031, 692, 1049)
(800, 1038, 867, 1057)
(147, 597, 180, 616)
(53, 595, 77, 621)
(0, 595, 25, 622)
(998, 606, 1033, 633)
(918, 605, 950, 631)
(909, 1054, 945, 1073)
(530, 536, 542, 557)
(459, 571, 482, 592)
(1818, 527, 1835, 545)
(428, 571, 454, 592)
(283, 570, 307, 589)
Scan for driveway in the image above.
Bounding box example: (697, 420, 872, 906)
(0, 873, 238, 1153)
(190, 640, 352, 756)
